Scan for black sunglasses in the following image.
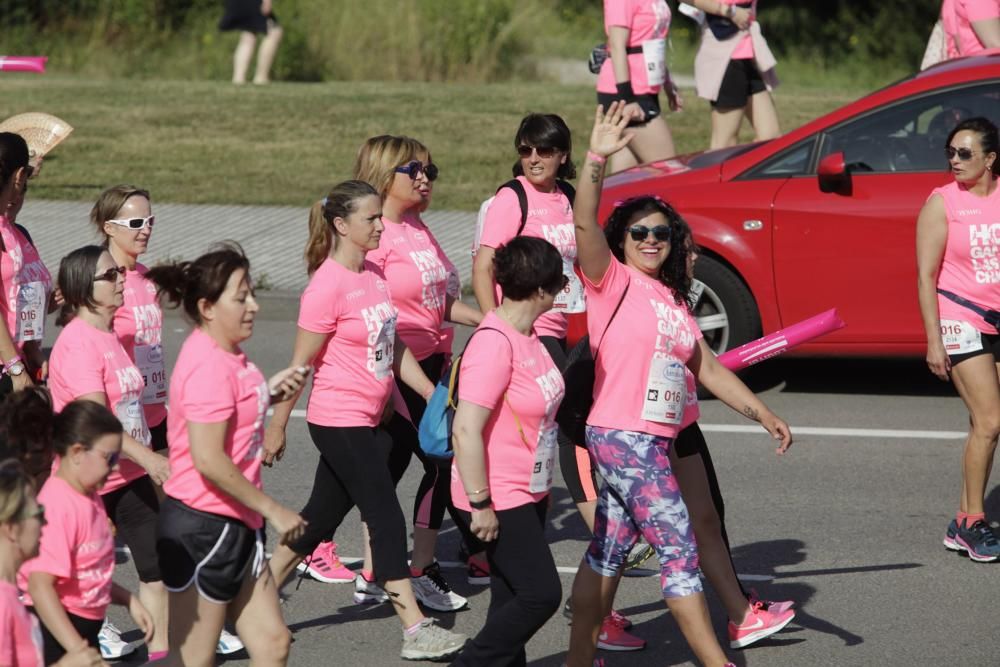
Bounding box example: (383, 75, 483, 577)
(94, 266, 127, 282)
(627, 224, 672, 243)
(945, 146, 979, 161)
(517, 145, 559, 159)
(395, 161, 439, 182)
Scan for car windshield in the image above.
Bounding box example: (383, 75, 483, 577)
(685, 142, 764, 169)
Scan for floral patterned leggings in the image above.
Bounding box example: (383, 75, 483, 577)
(584, 425, 703, 598)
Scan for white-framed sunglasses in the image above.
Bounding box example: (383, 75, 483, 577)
(107, 215, 155, 230)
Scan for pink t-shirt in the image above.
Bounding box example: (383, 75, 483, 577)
(721, 0, 755, 59)
(299, 258, 398, 427)
(931, 182, 1000, 334)
(18, 476, 114, 621)
(451, 312, 565, 511)
(48, 317, 149, 495)
(479, 176, 577, 339)
(583, 257, 703, 439)
(946, 0, 1000, 57)
(164, 328, 268, 529)
(597, 0, 672, 95)
(0, 580, 43, 667)
(366, 212, 456, 361)
(0, 216, 51, 351)
(113, 264, 168, 428)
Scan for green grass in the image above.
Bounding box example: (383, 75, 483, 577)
(0, 75, 868, 211)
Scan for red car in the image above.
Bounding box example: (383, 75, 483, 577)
(581, 53, 1000, 357)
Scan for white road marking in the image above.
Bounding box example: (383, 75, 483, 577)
(267, 409, 967, 440)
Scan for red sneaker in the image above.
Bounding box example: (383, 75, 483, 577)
(597, 615, 645, 651)
(728, 601, 795, 649)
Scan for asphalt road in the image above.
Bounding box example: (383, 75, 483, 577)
(88, 293, 1000, 667)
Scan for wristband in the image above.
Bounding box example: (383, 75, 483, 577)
(3, 355, 22, 372)
(615, 81, 636, 104)
(586, 151, 607, 165)
(469, 495, 492, 511)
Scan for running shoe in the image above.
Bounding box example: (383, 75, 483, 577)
(467, 555, 490, 585)
(400, 617, 467, 661)
(411, 562, 469, 611)
(562, 598, 632, 629)
(728, 601, 795, 649)
(624, 541, 655, 570)
(597, 614, 645, 651)
(295, 540, 355, 583)
(955, 518, 1000, 562)
(943, 518, 961, 551)
(98, 619, 136, 660)
(354, 572, 389, 604)
(748, 588, 795, 615)
(216, 628, 245, 655)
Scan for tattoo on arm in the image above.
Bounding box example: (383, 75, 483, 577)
(742, 405, 760, 421)
(589, 162, 602, 184)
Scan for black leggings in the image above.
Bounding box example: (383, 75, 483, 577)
(451, 499, 562, 666)
(29, 607, 102, 665)
(289, 418, 411, 582)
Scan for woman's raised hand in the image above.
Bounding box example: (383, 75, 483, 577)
(589, 101, 635, 159)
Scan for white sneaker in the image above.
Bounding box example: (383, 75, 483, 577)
(216, 628, 245, 655)
(98, 619, 136, 660)
(411, 562, 468, 612)
(400, 617, 466, 661)
(353, 573, 389, 604)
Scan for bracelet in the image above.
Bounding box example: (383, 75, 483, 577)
(3, 355, 22, 372)
(615, 81, 636, 104)
(466, 486, 490, 497)
(586, 151, 607, 165)
(469, 495, 492, 511)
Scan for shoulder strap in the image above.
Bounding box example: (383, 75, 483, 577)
(556, 179, 576, 205)
(937, 288, 1000, 321)
(448, 326, 512, 409)
(594, 279, 631, 364)
(497, 179, 529, 236)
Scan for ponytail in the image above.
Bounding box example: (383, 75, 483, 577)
(305, 180, 379, 275)
(146, 241, 251, 324)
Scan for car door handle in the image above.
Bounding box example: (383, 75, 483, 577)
(743, 220, 763, 231)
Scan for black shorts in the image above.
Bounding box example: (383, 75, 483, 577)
(102, 475, 161, 582)
(150, 419, 168, 452)
(948, 330, 1000, 365)
(712, 58, 766, 110)
(157, 497, 263, 604)
(597, 92, 661, 126)
(29, 607, 102, 665)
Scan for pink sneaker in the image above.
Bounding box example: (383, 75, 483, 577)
(728, 601, 795, 649)
(608, 609, 632, 630)
(597, 614, 645, 651)
(749, 588, 795, 615)
(295, 540, 355, 583)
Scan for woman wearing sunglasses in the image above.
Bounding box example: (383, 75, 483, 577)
(351, 135, 484, 610)
(918, 117, 1000, 563)
(18, 401, 152, 665)
(0, 133, 52, 398)
(450, 235, 566, 666)
(565, 103, 792, 667)
(596, 0, 681, 173)
(45, 245, 169, 659)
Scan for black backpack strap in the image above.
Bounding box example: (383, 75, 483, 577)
(555, 180, 576, 206)
(937, 288, 1000, 324)
(14, 224, 33, 247)
(497, 179, 529, 237)
(593, 280, 630, 365)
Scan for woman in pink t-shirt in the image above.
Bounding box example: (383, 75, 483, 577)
(565, 103, 792, 667)
(265, 181, 466, 662)
(683, 0, 780, 150)
(596, 0, 681, 172)
(943, 0, 1000, 57)
(20, 401, 151, 665)
(2, 459, 106, 667)
(917, 117, 1000, 562)
(47, 245, 170, 656)
(354, 135, 483, 609)
(450, 236, 566, 665)
(146, 243, 308, 667)
(0, 133, 52, 398)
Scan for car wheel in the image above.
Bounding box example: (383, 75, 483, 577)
(690, 255, 761, 355)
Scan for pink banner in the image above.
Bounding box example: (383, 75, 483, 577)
(717, 308, 846, 372)
(0, 57, 48, 73)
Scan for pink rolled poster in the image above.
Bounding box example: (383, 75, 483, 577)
(0, 57, 48, 73)
(716, 308, 846, 372)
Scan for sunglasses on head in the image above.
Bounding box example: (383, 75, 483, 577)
(94, 265, 126, 282)
(627, 224, 672, 243)
(395, 161, 439, 182)
(107, 215, 154, 231)
(517, 145, 559, 159)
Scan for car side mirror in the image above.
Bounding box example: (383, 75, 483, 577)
(818, 151, 851, 194)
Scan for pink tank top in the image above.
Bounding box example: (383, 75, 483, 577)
(932, 181, 1000, 334)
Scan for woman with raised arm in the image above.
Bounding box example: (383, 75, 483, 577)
(565, 102, 792, 667)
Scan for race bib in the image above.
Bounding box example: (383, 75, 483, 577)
(373, 317, 397, 380)
(641, 356, 686, 425)
(529, 423, 558, 493)
(15, 281, 45, 342)
(116, 397, 151, 448)
(642, 38, 667, 88)
(940, 319, 983, 354)
(135, 344, 167, 404)
(552, 260, 586, 313)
